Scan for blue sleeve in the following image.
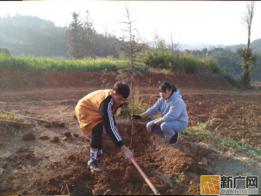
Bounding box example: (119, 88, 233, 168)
(145, 98, 162, 116)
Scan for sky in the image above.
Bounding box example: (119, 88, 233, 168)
(0, 1, 261, 46)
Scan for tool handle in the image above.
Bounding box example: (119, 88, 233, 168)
(131, 158, 160, 195)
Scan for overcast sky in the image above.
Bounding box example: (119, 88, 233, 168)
(0, 1, 261, 46)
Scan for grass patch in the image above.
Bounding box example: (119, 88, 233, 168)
(220, 138, 261, 157)
(0, 112, 19, 121)
(0, 54, 148, 72)
(0, 112, 24, 137)
(185, 123, 213, 139)
(186, 123, 261, 158)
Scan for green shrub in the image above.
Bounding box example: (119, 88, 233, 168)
(144, 49, 222, 75)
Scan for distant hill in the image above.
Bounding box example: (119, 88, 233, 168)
(251, 39, 261, 54)
(226, 39, 261, 81)
(0, 15, 67, 57)
(226, 38, 261, 55)
(0, 14, 124, 58)
(209, 39, 261, 81)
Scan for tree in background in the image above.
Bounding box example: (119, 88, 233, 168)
(238, 1, 256, 86)
(67, 11, 97, 59)
(82, 11, 96, 57)
(169, 33, 179, 52)
(66, 12, 85, 59)
(67, 11, 123, 59)
(154, 33, 167, 50)
(120, 6, 140, 67)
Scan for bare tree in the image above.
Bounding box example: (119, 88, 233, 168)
(243, 2, 255, 50)
(120, 6, 139, 69)
(119, 6, 142, 147)
(239, 1, 256, 86)
(169, 33, 179, 52)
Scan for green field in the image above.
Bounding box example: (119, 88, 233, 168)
(0, 54, 148, 72)
(0, 53, 224, 75)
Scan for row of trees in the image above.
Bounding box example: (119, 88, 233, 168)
(66, 11, 124, 59)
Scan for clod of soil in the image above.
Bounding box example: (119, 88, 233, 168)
(39, 135, 49, 140)
(62, 136, 72, 141)
(73, 133, 79, 137)
(22, 133, 35, 141)
(50, 136, 59, 143)
(64, 131, 72, 138)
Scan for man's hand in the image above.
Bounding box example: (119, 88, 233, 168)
(131, 115, 142, 120)
(121, 145, 133, 160)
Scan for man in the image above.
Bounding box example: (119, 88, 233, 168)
(75, 81, 133, 172)
(132, 82, 189, 145)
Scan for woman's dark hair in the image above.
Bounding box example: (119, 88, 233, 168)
(159, 82, 177, 93)
(113, 81, 130, 99)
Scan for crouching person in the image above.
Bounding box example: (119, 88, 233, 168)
(132, 82, 189, 145)
(75, 81, 133, 172)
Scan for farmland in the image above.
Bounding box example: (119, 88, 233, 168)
(0, 69, 260, 194)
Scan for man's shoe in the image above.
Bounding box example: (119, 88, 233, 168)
(87, 160, 102, 172)
(169, 133, 178, 145)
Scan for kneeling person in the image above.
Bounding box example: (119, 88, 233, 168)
(132, 82, 189, 145)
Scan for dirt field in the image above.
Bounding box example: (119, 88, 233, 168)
(0, 70, 260, 195)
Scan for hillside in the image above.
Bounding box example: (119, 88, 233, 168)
(0, 15, 123, 58)
(226, 38, 261, 54)
(0, 15, 67, 57)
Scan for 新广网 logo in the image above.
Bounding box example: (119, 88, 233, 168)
(200, 175, 259, 195)
(200, 175, 220, 195)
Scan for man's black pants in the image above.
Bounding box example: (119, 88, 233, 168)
(90, 122, 103, 149)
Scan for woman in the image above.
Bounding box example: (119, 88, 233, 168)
(132, 82, 189, 145)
